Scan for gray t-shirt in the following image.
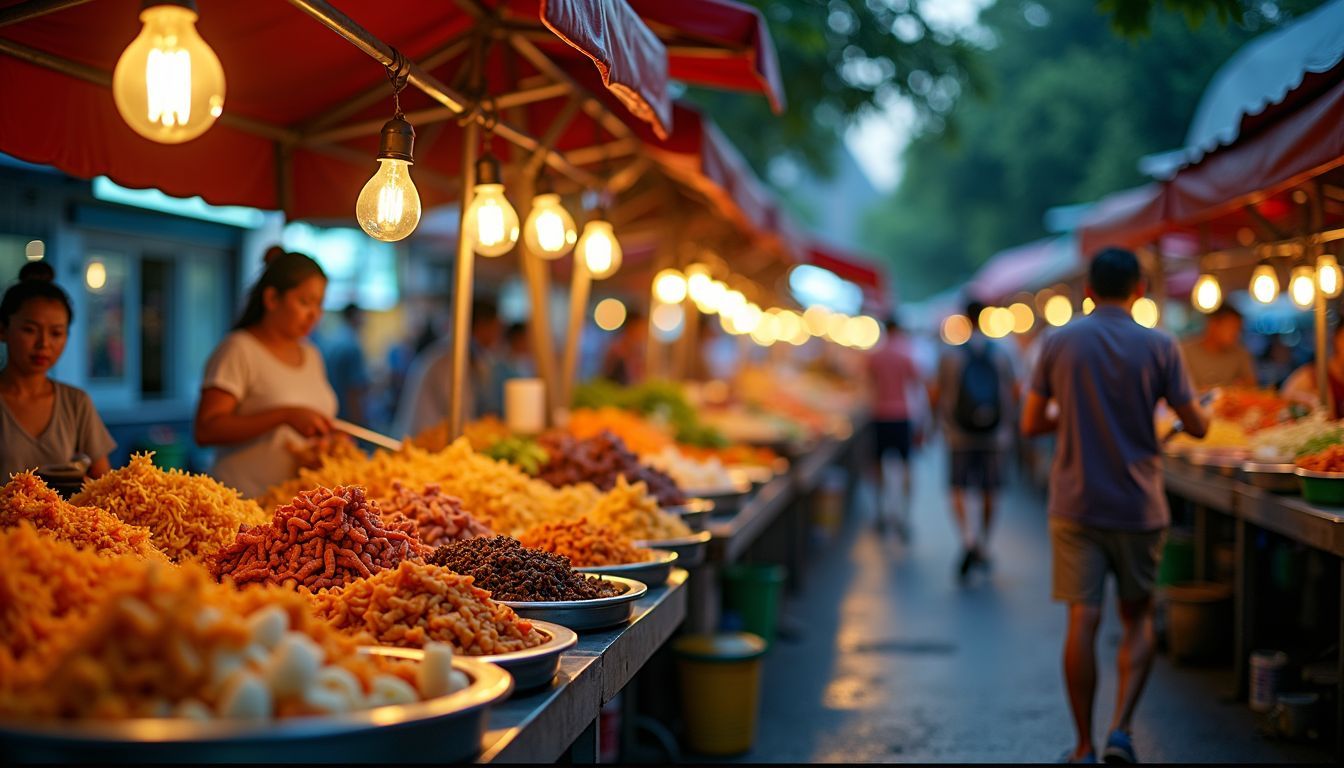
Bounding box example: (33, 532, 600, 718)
(0, 381, 116, 477)
(1031, 306, 1195, 532)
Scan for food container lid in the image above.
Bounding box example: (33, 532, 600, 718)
(672, 632, 767, 662)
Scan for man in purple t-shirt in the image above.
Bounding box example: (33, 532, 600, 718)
(1022, 248, 1209, 764)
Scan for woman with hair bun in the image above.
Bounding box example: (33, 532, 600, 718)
(194, 247, 338, 498)
(0, 264, 116, 479)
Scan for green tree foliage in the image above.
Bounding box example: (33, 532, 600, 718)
(861, 0, 1321, 300)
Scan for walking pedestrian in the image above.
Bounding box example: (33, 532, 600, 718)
(930, 300, 1017, 581)
(1022, 248, 1209, 764)
(865, 314, 923, 535)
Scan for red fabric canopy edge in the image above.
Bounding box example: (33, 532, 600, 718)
(541, 0, 672, 138)
(628, 0, 786, 113)
(806, 241, 887, 294)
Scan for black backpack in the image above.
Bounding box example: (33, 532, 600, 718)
(953, 343, 1002, 433)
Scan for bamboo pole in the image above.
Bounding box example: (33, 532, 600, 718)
(560, 258, 592, 407)
(449, 121, 481, 437)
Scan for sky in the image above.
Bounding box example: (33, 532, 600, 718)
(844, 0, 994, 192)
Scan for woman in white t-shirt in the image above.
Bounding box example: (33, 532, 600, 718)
(194, 248, 338, 498)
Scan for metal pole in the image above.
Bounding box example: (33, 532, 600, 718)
(1316, 254, 1333, 416)
(561, 259, 592, 407)
(449, 120, 481, 437)
(513, 179, 562, 423)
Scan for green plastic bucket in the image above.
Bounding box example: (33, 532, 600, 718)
(1157, 529, 1195, 587)
(721, 564, 785, 648)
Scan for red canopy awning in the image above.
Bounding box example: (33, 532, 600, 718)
(628, 0, 785, 113)
(0, 0, 672, 218)
(1077, 183, 1167, 257)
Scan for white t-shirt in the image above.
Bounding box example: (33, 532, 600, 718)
(201, 330, 337, 499)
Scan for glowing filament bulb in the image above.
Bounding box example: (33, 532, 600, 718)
(356, 158, 421, 242)
(113, 3, 225, 143)
(1289, 266, 1316, 309)
(523, 193, 577, 259)
(1250, 264, 1280, 304)
(1192, 273, 1222, 313)
(1317, 254, 1342, 298)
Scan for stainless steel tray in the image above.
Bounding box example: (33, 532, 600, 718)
(683, 477, 753, 512)
(368, 621, 576, 694)
(0, 653, 512, 763)
(1242, 461, 1299, 493)
(634, 530, 712, 568)
(499, 575, 648, 631)
(663, 498, 714, 531)
(578, 548, 678, 586)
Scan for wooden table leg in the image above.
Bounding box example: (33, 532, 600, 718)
(1233, 518, 1256, 701)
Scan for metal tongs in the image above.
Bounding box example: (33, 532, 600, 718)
(332, 419, 404, 452)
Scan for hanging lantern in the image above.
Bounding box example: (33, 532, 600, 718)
(113, 0, 225, 143)
(577, 219, 621, 279)
(1250, 262, 1280, 304)
(463, 152, 520, 257)
(355, 115, 422, 242)
(1191, 273, 1222, 313)
(523, 190, 577, 259)
(1289, 265, 1316, 309)
(1317, 253, 1342, 298)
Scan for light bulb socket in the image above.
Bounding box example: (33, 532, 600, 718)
(475, 153, 504, 186)
(376, 116, 416, 163)
(142, 0, 196, 11)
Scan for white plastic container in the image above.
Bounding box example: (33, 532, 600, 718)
(1249, 650, 1289, 712)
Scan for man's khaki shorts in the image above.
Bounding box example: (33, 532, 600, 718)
(1049, 517, 1166, 605)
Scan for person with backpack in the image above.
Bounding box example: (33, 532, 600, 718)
(930, 299, 1018, 581)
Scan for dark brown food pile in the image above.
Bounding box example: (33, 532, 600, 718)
(427, 536, 623, 602)
(382, 482, 493, 549)
(207, 485, 426, 591)
(535, 430, 687, 507)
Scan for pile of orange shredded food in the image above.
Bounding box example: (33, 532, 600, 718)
(0, 526, 469, 720)
(518, 518, 654, 567)
(1296, 443, 1344, 473)
(310, 559, 546, 656)
(0, 521, 148, 689)
(71, 454, 269, 562)
(0, 471, 164, 560)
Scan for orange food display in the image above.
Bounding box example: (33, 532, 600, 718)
(0, 472, 165, 560)
(565, 407, 674, 456)
(1295, 444, 1344, 473)
(676, 442, 781, 468)
(1213, 388, 1298, 432)
(518, 518, 654, 567)
(310, 560, 544, 655)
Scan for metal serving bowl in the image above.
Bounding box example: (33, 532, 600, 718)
(0, 653, 512, 764)
(367, 621, 577, 694)
(663, 498, 715, 531)
(578, 548, 678, 587)
(633, 530, 712, 568)
(682, 477, 754, 513)
(499, 575, 649, 631)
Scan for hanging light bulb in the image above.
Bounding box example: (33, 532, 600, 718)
(686, 264, 713, 307)
(1317, 254, 1342, 298)
(577, 218, 622, 279)
(522, 187, 577, 259)
(1289, 265, 1316, 309)
(653, 269, 688, 304)
(113, 0, 225, 144)
(1191, 273, 1222, 313)
(463, 152, 520, 257)
(1250, 262, 1280, 304)
(1131, 297, 1160, 328)
(1043, 295, 1073, 327)
(355, 115, 421, 242)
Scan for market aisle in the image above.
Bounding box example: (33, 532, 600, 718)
(735, 446, 1327, 764)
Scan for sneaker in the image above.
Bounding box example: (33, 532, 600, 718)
(1058, 747, 1097, 763)
(958, 549, 975, 579)
(1102, 730, 1137, 763)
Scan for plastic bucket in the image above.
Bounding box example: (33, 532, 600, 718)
(1156, 529, 1195, 587)
(1163, 582, 1232, 664)
(1249, 650, 1289, 713)
(721, 564, 786, 647)
(672, 633, 767, 756)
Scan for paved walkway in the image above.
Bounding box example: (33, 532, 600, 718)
(734, 447, 1328, 763)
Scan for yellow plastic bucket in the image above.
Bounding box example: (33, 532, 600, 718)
(672, 632, 768, 755)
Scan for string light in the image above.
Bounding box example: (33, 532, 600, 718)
(653, 269, 688, 304)
(356, 107, 421, 242)
(1131, 297, 1160, 328)
(1289, 265, 1316, 309)
(1043, 295, 1073, 327)
(1009, 302, 1035, 334)
(1317, 254, 1342, 298)
(686, 264, 713, 306)
(1250, 262, 1280, 304)
(1192, 273, 1222, 313)
(522, 191, 577, 259)
(113, 0, 225, 143)
(593, 298, 626, 331)
(941, 314, 971, 346)
(464, 151, 520, 256)
(1083, 297, 1095, 315)
(576, 219, 622, 279)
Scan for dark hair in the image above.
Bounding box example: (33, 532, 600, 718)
(341, 302, 361, 322)
(1209, 304, 1242, 322)
(884, 313, 902, 333)
(1089, 248, 1142, 300)
(505, 322, 528, 342)
(965, 300, 986, 327)
(232, 247, 326, 330)
(1, 262, 73, 328)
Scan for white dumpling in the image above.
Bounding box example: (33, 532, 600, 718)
(217, 670, 273, 719)
(264, 633, 322, 697)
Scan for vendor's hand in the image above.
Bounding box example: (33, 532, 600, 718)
(283, 408, 332, 438)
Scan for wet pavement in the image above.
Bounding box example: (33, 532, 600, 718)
(734, 447, 1329, 763)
